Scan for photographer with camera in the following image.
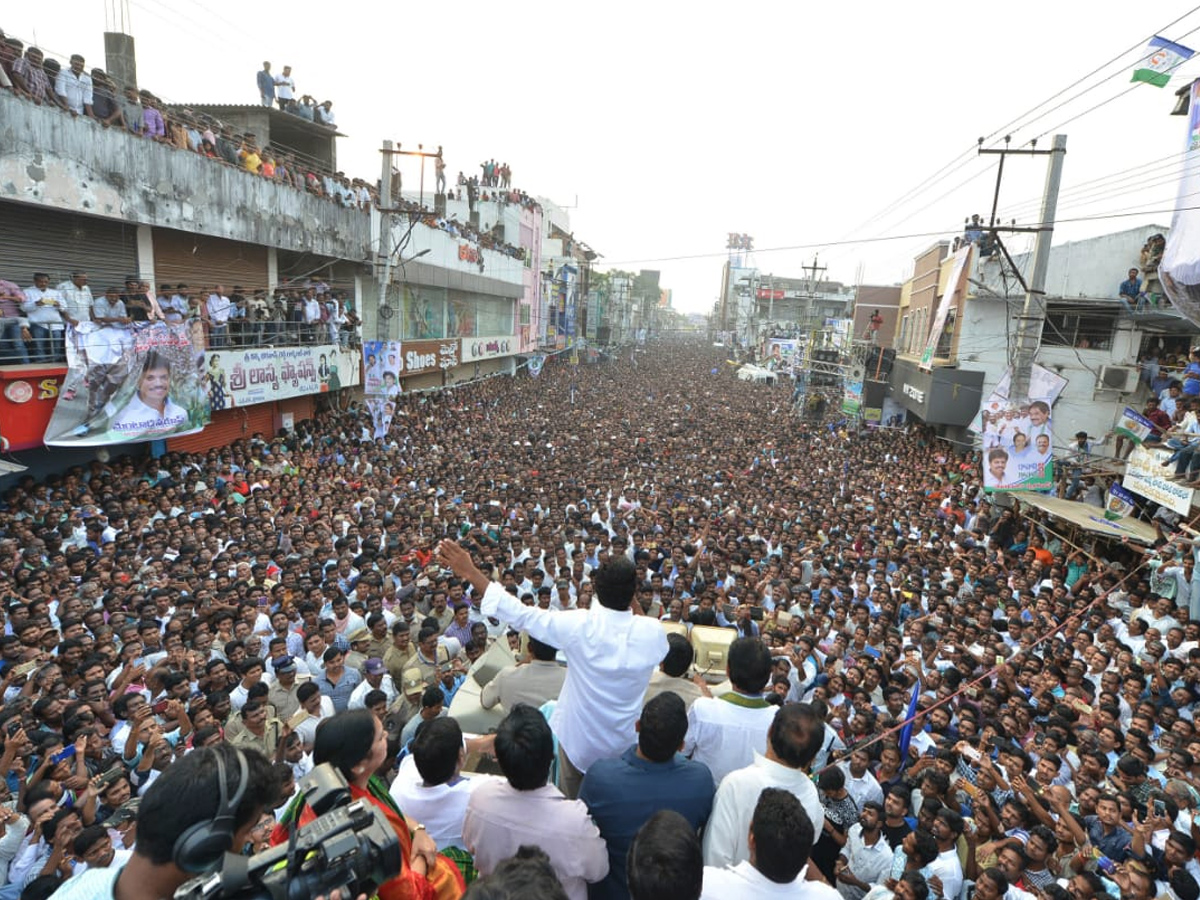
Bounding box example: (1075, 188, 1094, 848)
(273, 709, 467, 900)
(48, 743, 278, 900)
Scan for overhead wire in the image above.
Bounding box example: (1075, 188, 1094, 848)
(826, 5, 1200, 273)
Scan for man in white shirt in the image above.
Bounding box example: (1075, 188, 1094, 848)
(274, 65, 295, 109)
(703, 703, 825, 868)
(701, 788, 841, 900)
(303, 293, 322, 343)
(55, 271, 93, 328)
(840, 747, 884, 810)
(684, 637, 776, 788)
(21, 272, 66, 362)
(439, 539, 667, 800)
(54, 54, 94, 117)
(463, 705, 608, 900)
(929, 808, 966, 900)
(836, 802, 895, 900)
(207, 286, 232, 348)
(390, 717, 496, 850)
(347, 658, 397, 709)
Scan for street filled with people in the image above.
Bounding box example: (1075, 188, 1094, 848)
(2, 340, 1200, 900)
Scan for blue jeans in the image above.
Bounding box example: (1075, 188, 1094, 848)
(28, 323, 63, 362)
(0, 319, 28, 364)
(209, 324, 228, 348)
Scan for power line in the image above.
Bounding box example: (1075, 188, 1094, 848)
(604, 203, 1200, 267)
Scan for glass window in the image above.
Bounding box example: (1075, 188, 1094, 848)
(402, 285, 445, 340)
(1042, 306, 1116, 350)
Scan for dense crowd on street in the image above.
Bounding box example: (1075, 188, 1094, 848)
(1, 340, 1200, 900)
(0, 270, 360, 364)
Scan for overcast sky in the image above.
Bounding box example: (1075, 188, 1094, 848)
(5, 1, 1199, 313)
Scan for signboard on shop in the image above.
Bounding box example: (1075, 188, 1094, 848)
(400, 340, 459, 376)
(462, 336, 515, 362)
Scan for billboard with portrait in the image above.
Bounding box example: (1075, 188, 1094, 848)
(980, 395, 1055, 492)
(44, 322, 208, 447)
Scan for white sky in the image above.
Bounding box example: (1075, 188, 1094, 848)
(5, 1, 1200, 313)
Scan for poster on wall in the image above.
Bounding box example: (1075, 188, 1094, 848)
(980, 394, 1054, 493)
(362, 341, 402, 396)
(362, 340, 401, 439)
(44, 322, 208, 447)
(761, 339, 798, 373)
(212, 346, 358, 409)
(971, 364, 1069, 436)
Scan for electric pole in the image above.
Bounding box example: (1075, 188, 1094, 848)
(375, 141, 395, 341)
(800, 255, 827, 328)
(1011, 134, 1067, 401)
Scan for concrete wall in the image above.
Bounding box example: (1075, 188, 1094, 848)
(975, 224, 1170, 301)
(0, 91, 372, 263)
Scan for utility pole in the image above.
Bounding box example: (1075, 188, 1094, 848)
(1010, 134, 1067, 401)
(800, 255, 827, 331)
(375, 141, 395, 341)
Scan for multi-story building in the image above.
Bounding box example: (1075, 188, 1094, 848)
(0, 34, 544, 471)
(884, 224, 1191, 449)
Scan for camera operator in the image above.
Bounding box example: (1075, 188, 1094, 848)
(273, 709, 467, 900)
(48, 744, 278, 900)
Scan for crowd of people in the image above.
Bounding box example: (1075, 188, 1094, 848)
(253, 61, 335, 128)
(0, 270, 361, 364)
(0, 28, 371, 212)
(0, 341, 1198, 900)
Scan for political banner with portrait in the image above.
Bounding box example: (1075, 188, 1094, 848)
(761, 339, 798, 373)
(362, 341, 402, 396)
(980, 394, 1055, 493)
(44, 321, 207, 447)
(207, 345, 359, 410)
(362, 340, 401, 439)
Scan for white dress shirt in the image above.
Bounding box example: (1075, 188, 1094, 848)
(838, 824, 896, 900)
(389, 754, 497, 850)
(684, 693, 776, 788)
(207, 293, 232, 324)
(929, 847, 964, 900)
(347, 674, 397, 709)
(701, 861, 842, 900)
(839, 763, 884, 810)
(479, 581, 667, 772)
(703, 752, 823, 868)
(463, 780, 608, 900)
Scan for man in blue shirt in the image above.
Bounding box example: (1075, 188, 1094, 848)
(579, 691, 714, 900)
(1084, 793, 1132, 861)
(1119, 268, 1146, 314)
(257, 62, 275, 107)
(1185, 348, 1200, 398)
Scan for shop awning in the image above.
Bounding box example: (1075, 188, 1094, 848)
(1001, 492, 1159, 545)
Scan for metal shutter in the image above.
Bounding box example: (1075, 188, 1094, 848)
(0, 201, 139, 291)
(166, 404, 274, 454)
(153, 230, 268, 294)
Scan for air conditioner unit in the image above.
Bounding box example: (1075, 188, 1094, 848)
(1098, 365, 1138, 393)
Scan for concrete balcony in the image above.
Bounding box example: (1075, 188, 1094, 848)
(0, 91, 372, 262)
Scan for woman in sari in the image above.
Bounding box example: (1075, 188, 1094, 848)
(272, 709, 466, 900)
